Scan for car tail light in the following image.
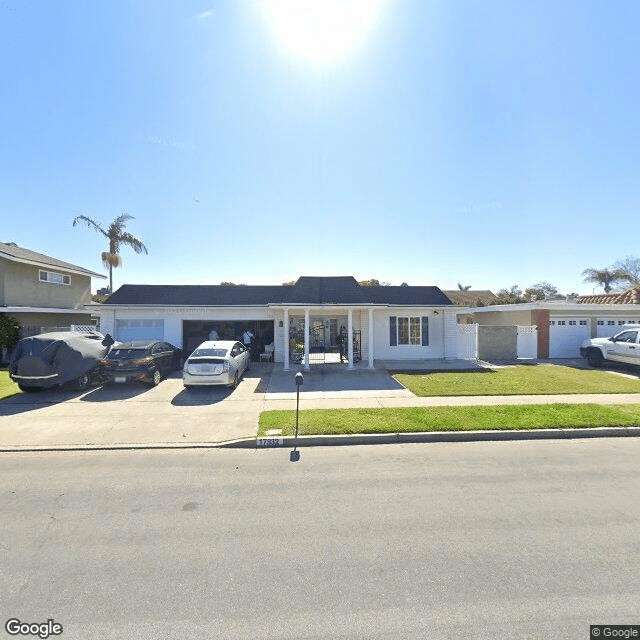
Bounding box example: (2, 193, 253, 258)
(101, 358, 112, 367)
(132, 356, 153, 365)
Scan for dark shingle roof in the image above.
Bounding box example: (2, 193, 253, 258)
(0, 241, 105, 278)
(103, 276, 453, 307)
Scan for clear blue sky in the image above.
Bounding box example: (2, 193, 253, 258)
(2, 1, 639, 295)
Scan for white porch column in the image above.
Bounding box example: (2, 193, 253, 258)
(283, 308, 290, 371)
(347, 307, 354, 370)
(303, 307, 310, 371)
(368, 307, 374, 368)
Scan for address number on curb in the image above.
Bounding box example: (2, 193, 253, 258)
(256, 438, 283, 447)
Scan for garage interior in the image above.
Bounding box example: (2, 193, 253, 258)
(182, 320, 274, 359)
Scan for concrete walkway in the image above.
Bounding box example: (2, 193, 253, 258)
(1, 361, 639, 451)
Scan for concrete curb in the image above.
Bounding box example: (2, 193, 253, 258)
(232, 426, 640, 448)
(2, 427, 639, 454)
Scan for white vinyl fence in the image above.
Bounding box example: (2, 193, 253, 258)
(457, 323, 478, 360)
(516, 325, 538, 359)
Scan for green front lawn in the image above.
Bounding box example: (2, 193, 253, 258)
(0, 369, 21, 401)
(394, 365, 640, 397)
(258, 404, 640, 437)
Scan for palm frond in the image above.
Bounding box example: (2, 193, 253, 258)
(72, 215, 107, 237)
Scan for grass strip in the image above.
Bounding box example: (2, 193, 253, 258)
(394, 366, 640, 397)
(258, 404, 640, 437)
(0, 370, 20, 401)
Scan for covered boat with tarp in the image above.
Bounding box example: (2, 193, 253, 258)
(9, 331, 112, 391)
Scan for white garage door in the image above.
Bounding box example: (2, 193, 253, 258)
(115, 319, 164, 342)
(597, 319, 640, 338)
(549, 319, 590, 358)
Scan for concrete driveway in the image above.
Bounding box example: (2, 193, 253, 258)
(4, 358, 639, 451)
(0, 363, 414, 450)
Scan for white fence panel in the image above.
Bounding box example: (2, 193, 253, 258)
(517, 325, 538, 359)
(457, 323, 478, 360)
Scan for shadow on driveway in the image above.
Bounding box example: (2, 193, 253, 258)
(0, 386, 93, 416)
(171, 387, 233, 406)
(79, 384, 151, 402)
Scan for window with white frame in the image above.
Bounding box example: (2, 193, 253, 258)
(389, 316, 429, 346)
(39, 270, 71, 285)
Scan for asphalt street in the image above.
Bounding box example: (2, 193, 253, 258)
(2, 439, 639, 639)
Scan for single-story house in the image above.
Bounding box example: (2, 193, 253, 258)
(457, 290, 640, 359)
(94, 276, 462, 369)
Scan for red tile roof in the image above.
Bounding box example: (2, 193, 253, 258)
(578, 287, 640, 305)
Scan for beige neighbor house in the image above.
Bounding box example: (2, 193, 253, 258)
(0, 241, 106, 338)
(456, 288, 640, 360)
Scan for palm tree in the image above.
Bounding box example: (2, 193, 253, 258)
(581, 267, 626, 293)
(72, 213, 148, 294)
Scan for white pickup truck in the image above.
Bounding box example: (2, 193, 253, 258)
(580, 326, 640, 368)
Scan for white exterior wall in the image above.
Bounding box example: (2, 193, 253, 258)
(97, 306, 275, 349)
(443, 309, 459, 360)
(373, 308, 445, 360)
(98, 305, 449, 362)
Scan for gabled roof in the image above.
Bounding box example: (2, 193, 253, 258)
(0, 241, 106, 279)
(442, 290, 498, 306)
(103, 276, 453, 307)
(578, 287, 640, 305)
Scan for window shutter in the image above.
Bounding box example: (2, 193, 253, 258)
(390, 316, 397, 346)
(421, 317, 429, 346)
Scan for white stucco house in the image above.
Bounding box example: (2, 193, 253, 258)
(94, 276, 461, 369)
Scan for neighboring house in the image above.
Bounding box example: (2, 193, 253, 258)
(0, 241, 106, 336)
(442, 290, 497, 307)
(95, 276, 458, 369)
(458, 299, 640, 359)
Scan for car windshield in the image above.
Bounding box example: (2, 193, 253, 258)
(191, 348, 228, 358)
(110, 348, 148, 359)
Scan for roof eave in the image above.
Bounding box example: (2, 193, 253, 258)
(0, 252, 106, 279)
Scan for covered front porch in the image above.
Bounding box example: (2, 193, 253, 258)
(271, 305, 379, 371)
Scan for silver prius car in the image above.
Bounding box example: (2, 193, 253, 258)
(183, 340, 251, 389)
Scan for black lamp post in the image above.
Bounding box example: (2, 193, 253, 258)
(290, 372, 303, 462)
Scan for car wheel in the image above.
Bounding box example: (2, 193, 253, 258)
(150, 368, 162, 386)
(588, 349, 604, 367)
(76, 373, 90, 390)
(231, 371, 239, 389)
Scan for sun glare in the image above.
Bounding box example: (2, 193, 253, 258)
(265, 0, 383, 63)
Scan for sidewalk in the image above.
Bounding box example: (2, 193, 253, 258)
(1, 361, 639, 451)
